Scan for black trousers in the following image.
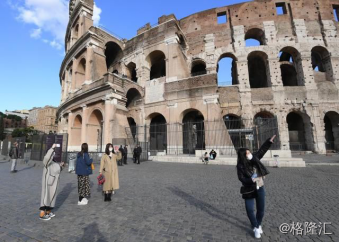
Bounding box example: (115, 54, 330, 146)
(123, 155, 127, 164)
(134, 155, 140, 164)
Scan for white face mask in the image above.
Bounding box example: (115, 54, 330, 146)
(246, 153, 253, 161)
(109, 148, 113, 152)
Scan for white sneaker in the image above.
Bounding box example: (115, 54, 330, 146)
(258, 225, 263, 234)
(112, 191, 115, 195)
(78, 198, 88, 205)
(253, 227, 261, 239)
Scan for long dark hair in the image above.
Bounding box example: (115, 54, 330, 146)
(80, 143, 88, 155)
(105, 143, 114, 155)
(237, 148, 252, 171)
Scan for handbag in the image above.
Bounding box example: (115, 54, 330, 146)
(240, 184, 257, 199)
(97, 174, 105, 185)
(91, 163, 95, 170)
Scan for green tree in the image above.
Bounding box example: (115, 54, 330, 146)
(0, 117, 5, 141)
(12, 126, 39, 142)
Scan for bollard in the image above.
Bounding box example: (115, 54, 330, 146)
(273, 155, 280, 168)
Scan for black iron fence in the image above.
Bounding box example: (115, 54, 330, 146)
(125, 118, 280, 157)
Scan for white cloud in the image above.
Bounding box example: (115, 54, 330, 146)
(14, 0, 68, 49)
(30, 28, 42, 39)
(93, 2, 102, 26)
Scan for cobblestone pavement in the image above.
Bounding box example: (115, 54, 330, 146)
(0, 160, 338, 242)
(293, 153, 339, 164)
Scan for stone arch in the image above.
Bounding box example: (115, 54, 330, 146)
(286, 111, 314, 151)
(126, 62, 138, 82)
(127, 117, 137, 142)
(182, 109, 205, 154)
(75, 58, 86, 89)
(311, 46, 333, 81)
(105, 41, 124, 72)
(146, 50, 166, 80)
(87, 109, 104, 151)
(191, 59, 207, 76)
(70, 114, 82, 147)
(126, 88, 142, 108)
(248, 51, 271, 88)
(324, 111, 339, 151)
(148, 113, 167, 152)
(245, 28, 266, 46)
(217, 53, 238, 86)
(279, 46, 305, 86)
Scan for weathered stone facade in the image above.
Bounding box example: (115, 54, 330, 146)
(57, 0, 339, 154)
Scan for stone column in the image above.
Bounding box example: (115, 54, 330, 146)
(81, 105, 89, 143)
(104, 98, 115, 145)
(277, 113, 291, 151)
(67, 112, 74, 149)
(71, 58, 78, 90)
(308, 104, 326, 154)
(85, 45, 93, 82)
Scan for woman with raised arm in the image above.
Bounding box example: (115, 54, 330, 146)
(236, 135, 276, 239)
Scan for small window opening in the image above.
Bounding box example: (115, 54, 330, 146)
(217, 12, 227, 24)
(333, 5, 339, 22)
(276, 2, 287, 15)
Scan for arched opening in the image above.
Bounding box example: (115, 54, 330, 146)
(191, 59, 207, 76)
(254, 112, 280, 149)
(126, 88, 142, 108)
(105, 42, 123, 72)
(324, 111, 339, 151)
(75, 58, 86, 88)
(87, 110, 104, 152)
(311, 46, 333, 81)
(149, 114, 167, 152)
(71, 115, 82, 147)
(245, 28, 265, 46)
(127, 117, 137, 142)
(217, 53, 238, 86)
(287, 112, 314, 151)
(75, 24, 79, 39)
(223, 114, 244, 149)
(182, 110, 205, 154)
(127, 62, 137, 82)
(280, 64, 298, 86)
(146, 50, 166, 80)
(248, 51, 270, 88)
(279, 47, 304, 86)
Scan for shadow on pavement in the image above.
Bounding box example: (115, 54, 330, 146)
(168, 186, 252, 234)
(19, 164, 36, 172)
(79, 222, 107, 241)
(54, 182, 75, 212)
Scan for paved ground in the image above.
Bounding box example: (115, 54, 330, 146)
(0, 158, 338, 242)
(293, 153, 339, 164)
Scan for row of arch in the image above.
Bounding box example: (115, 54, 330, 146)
(127, 109, 338, 153)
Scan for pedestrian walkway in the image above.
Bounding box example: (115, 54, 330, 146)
(0, 159, 338, 241)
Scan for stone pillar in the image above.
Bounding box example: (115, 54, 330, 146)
(263, 21, 277, 45)
(237, 59, 253, 118)
(277, 113, 290, 151)
(85, 46, 93, 82)
(331, 56, 339, 88)
(308, 104, 326, 154)
(71, 58, 78, 90)
(81, 105, 89, 143)
(67, 112, 74, 149)
(233, 25, 245, 49)
(104, 98, 115, 145)
(300, 53, 318, 100)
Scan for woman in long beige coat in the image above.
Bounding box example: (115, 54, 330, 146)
(99, 143, 121, 201)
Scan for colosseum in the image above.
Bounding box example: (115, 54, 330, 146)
(57, 0, 339, 163)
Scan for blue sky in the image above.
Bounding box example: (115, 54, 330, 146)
(0, 0, 252, 113)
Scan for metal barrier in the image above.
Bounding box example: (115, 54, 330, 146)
(125, 118, 280, 157)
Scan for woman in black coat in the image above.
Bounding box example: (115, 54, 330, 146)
(236, 135, 276, 239)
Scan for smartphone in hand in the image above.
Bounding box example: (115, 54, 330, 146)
(251, 173, 258, 179)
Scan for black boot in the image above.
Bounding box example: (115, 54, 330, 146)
(108, 193, 112, 201)
(104, 194, 108, 201)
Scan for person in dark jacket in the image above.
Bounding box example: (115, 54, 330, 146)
(209, 149, 217, 160)
(236, 135, 276, 239)
(136, 145, 142, 164)
(118, 145, 124, 166)
(75, 143, 93, 205)
(9, 142, 20, 173)
(123, 145, 128, 165)
(133, 147, 138, 163)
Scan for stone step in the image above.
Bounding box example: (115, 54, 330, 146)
(150, 156, 306, 167)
